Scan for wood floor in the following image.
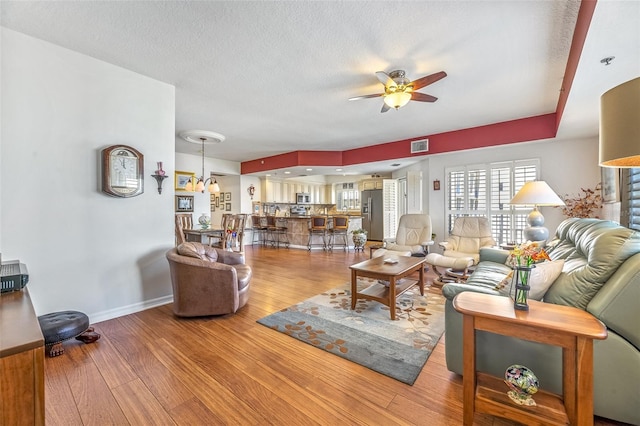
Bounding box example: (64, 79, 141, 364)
(44, 245, 626, 425)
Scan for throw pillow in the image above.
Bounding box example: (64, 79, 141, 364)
(177, 242, 206, 259)
(495, 260, 565, 301)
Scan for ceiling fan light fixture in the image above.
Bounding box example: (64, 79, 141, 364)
(384, 91, 412, 109)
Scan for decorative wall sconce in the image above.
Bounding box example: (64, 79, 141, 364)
(247, 184, 255, 200)
(151, 161, 168, 194)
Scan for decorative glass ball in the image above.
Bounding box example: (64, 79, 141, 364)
(504, 364, 539, 406)
(198, 213, 211, 229)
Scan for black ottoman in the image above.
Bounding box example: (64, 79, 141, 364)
(37, 311, 100, 357)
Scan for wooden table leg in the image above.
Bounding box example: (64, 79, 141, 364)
(418, 264, 424, 296)
(350, 270, 358, 310)
(389, 276, 396, 320)
(462, 314, 475, 426)
(574, 336, 594, 426)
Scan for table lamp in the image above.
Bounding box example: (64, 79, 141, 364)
(510, 181, 564, 242)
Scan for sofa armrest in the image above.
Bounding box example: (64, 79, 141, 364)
(441, 282, 501, 301)
(479, 247, 509, 263)
(438, 241, 451, 250)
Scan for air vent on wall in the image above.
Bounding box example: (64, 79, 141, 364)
(411, 139, 429, 153)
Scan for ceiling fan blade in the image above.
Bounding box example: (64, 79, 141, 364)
(349, 93, 384, 101)
(380, 102, 391, 113)
(410, 71, 447, 91)
(411, 92, 438, 102)
(375, 71, 395, 89)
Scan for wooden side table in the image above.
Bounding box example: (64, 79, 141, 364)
(453, 292, 607, 426)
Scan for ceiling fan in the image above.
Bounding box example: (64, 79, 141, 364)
(349, 70, 447, 113)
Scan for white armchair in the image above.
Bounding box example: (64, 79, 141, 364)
(426, 216, 496, 286)
(379, 214, 434, 256)
(438, 216, 495, 263)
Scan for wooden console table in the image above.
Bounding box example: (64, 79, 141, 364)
(0, 288, 45, 425)
(453, 292, 607, 426)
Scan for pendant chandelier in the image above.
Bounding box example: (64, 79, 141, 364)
(179, 130, 225, 194)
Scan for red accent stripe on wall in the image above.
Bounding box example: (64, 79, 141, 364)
(241, 151, 343, 174)
(555, 0, 597, 130)
(241, 114, 556, 173)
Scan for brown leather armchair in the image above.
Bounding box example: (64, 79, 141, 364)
(166, 242, 251, 317)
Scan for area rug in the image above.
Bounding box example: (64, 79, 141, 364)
(257, 278, 446, 385)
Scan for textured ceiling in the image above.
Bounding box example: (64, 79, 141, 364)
(2, 1, 639, 176)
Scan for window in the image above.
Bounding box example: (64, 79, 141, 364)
(446, 159, 540, 244)
(335, 182, 360, 210)
(621, 168, 640, 231)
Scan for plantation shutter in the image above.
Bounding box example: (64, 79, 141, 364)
(622, 168, 640, 231)
(383, 179, 398, 239)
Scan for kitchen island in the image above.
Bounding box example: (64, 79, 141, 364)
(253, 215, 362, 250)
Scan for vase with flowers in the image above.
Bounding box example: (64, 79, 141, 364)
(507, 242, 550, 310)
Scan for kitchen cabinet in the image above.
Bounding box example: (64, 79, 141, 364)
(361, 179, 383, 190)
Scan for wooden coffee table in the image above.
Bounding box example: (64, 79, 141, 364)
(350, 255, 425, 320)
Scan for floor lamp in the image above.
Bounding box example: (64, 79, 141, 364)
(600, 77, 640, 168)
(510, 181, 565, 242)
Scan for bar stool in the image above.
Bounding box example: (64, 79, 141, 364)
(308, 216, 328, 250)
(328, 215, 349, 251)
(274, 218, 289, 248)
(251, 215, 267, 245)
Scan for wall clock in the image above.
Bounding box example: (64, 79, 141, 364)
(101, 145, 144, 197)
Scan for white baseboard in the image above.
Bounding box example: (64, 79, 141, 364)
(90, 295, 173, 324)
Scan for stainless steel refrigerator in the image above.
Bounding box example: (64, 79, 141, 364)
(361, 189, 383, 241)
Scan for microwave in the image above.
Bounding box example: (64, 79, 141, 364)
(296, 193, 311, 204)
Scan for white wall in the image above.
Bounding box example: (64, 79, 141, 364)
(1, 29, 176, 322)
(394, 137, 601, 248)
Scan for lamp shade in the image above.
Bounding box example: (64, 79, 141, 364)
(599, 77, 640, 167)
(510, 181, 564, 206)
(384, 91, 411, 109)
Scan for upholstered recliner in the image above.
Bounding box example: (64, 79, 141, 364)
(166, 242, 251, 317)
(425, 216, 496, 284)
(380, 214, 433, 256)
(438, 216, 496, 263)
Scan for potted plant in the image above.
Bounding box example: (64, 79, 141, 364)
(352, 228, 367, 250)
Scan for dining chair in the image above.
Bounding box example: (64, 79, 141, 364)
(175, 213, 193, 246)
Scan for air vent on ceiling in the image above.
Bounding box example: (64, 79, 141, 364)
(411, 139, 429, 153)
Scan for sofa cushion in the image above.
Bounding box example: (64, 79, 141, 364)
(495, 260, 565, 301)
(465, 260, 512, 288)
(177, 242, 219, 262)
(544, 219, 640, 309)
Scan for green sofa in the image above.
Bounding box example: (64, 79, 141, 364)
(442, 218, 640, 425)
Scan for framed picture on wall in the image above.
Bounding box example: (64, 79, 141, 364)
(226, 202, 231, 211)
(225, 192, 231, 201)
(175, 171, 195, 191)
(215, 196, 219, 207)
(175, 195, 194, 212)
(601, 167, 620, 203)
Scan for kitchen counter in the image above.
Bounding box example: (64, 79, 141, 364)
(250, 215, 362, 249)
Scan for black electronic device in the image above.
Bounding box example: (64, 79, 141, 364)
(1, 260, 29, 293)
